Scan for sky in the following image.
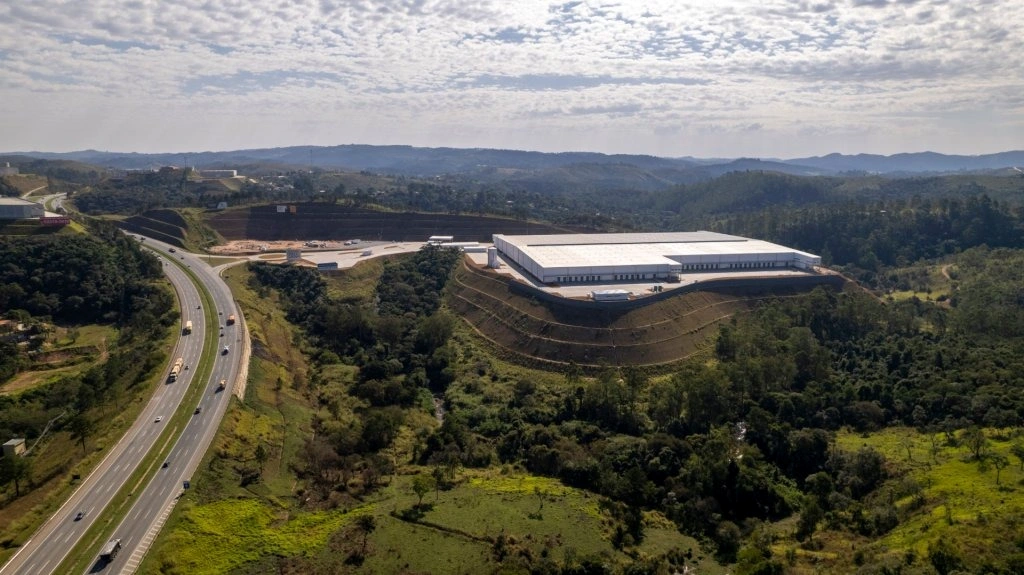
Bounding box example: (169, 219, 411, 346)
(1, 0, 1022, 159)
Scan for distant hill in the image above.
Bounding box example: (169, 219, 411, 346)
(0, 154, 108, 184)
(784, 151, 1024, 174)
(18, 146, 699, 176)
(9, 146, 1024, 198)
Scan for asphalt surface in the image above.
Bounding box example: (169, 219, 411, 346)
(0, 236, 245, 575)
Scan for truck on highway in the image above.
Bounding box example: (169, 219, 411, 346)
(217, 379, 226, 392)
(226, 314, 236, 325)
(99, 538, 122, 561)
(222, 345, 230, 355)
(182, 320, 193, 335)
(168, 357, 184, 382)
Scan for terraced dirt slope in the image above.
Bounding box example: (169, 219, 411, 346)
(208, 204, 584, 242)
(117, 209, 189, 246)
(448, 259, 835, 368)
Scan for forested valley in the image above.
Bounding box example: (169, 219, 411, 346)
(4, 160, 1024, 573)
(235, 193, 1024, 573)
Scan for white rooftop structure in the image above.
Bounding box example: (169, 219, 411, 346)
(493, 231, 820, 284)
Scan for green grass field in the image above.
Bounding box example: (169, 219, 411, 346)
(776, 426, 1024, 573)
(886, 262, 955, 303)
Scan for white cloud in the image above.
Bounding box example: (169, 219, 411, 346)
(0, 0, 1022, 156)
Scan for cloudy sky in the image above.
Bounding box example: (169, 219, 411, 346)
(1, 0, 1021, 158)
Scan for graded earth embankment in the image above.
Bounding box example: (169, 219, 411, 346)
(117, 209, 189, 246)
(207, 204, 587, 242)
(448, 259, 839, 368)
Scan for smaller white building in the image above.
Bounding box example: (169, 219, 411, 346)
(591, 289, 631, 301)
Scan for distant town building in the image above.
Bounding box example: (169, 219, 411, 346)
(0, 162, 18, 176)
(198, 169, 238, 179)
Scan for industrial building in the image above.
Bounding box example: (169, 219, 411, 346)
(198, 169, 238, 179)
(0, 197, 44, 220)
(492, 231, 821, 284)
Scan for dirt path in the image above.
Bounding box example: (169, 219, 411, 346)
(20, 184, 47, 198)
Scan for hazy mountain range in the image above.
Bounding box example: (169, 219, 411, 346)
(8, 146, 1024, 193)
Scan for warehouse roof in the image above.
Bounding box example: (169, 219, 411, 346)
(0, 197, 40, 206)
(494, 232, 818, 269)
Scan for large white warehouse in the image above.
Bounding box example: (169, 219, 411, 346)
(493, 231, 821, 284)
(0, 197, 44, 220)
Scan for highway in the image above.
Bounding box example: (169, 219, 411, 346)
(0, 237, 246, 575)
(94, 241, 246, 574)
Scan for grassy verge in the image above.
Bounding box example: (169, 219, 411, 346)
(139, 261, 322, 573)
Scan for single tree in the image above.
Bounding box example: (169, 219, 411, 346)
(355, 514, 376, 556)
(68, 413, 93, 454)
(990, 454, 1010, 486)
(962, 427, 989, 460)
(0, 455, 30, 497)
(412, 473, 434, 506)
(795, 498, 823, 542)
(254, 444, 268, 477)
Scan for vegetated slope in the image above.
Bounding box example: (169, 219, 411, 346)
(117, 209, 189, 247)
(207, 203, 586, 242)
(447, 259, 836, 368)
(0, 155, 107, 184)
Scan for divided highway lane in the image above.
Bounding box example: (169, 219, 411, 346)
(0, 254, 207, 575)
(90, 240, 245, 574)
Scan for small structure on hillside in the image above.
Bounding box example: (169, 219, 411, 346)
(0, 162, 18, 176)
(3, 438, 26, 457)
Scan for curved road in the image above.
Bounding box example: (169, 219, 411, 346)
(0, 237, 246, 575)
(94, 241, 246, 574)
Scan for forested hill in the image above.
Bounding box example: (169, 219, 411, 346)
(0, 222, 167, 324)
(626, 171, 1024, 230)
(0, 155, 107, 184)
(714, 195, 1024, 287)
